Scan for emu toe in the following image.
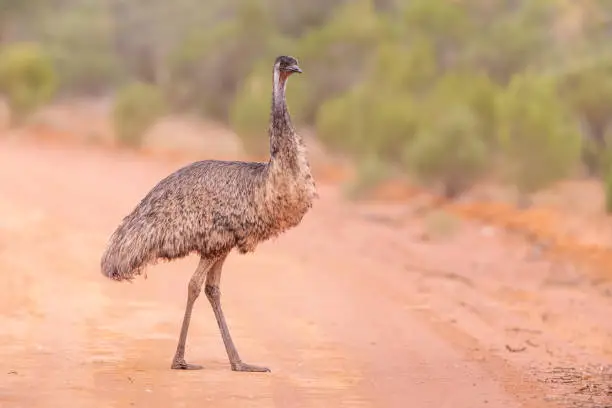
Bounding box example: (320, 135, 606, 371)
(171, 361, 204, 370)
(231, 362, 271, 373)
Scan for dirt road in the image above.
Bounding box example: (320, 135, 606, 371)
(1, 138, 611, 408)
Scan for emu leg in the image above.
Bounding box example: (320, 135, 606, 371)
(171, 257, 215, 370)
(205, 256, 270, 373)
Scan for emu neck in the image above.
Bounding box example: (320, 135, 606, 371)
(269, 71, 301, 168)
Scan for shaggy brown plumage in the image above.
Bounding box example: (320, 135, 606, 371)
(100, 55, 316, 372)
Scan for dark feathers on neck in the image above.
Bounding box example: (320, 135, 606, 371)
(269, 65, 296, 160)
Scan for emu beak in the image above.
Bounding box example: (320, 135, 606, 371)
(287, 65, 302, 74)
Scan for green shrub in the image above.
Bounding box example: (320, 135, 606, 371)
(561, 65, 612, 176)
(606, 167, 612, 214)
(427, 71, 500, 147)
(580, 136, 611, 178)
(167, 0, 280, 119)
(112, 82, 166, 148)
(316, 85, 419, 162)
(496, 73, 582, 195)
(229, 64, 272, 156)
(315, 92, 354, 153)
(0, 43, 57, 125)
(267, 0, 347, 37)
(294, 0, 388, 124)
(167, 22, 238, 115)
(405, 105, 488, 198)
(464, 0, 554, 83)
(39, 2, 122, 94)
(369, 39, 438, 95)
(401, 0, 472, 60)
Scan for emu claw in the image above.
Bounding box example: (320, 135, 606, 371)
(231, 362, 271, 373)
(171, 360, 203, 370)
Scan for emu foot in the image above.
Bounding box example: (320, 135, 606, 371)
(171, 360, 204, 370)
(231, 362, 271, 373)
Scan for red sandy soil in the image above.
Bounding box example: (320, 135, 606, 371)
(0, 133, 611, 408)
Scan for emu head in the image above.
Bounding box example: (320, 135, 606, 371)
(273, 56, 302, 91)
(275, 55, 302, 75)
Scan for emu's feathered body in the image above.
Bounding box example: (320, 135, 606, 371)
(101, 156, 314, 281)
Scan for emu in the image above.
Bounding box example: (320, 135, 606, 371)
(100, 56, 316, 372)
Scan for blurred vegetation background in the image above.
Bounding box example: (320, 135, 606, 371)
(2, 0, 612, 206)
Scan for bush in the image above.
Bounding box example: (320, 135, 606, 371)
(316, 85, 419, 163)
(39, 2, 122, 94)
(496, 73, 582, 195)
(267, 0, 347, 37)
(369, 39, 438, 95)
(293, 0, 388, 124)
(315, 92, 354, 153)
(229, 63, 272, 157)
(401, 0, 473, 66)
(112, 82, 166, 148)
(167, 22, 239, 115)
(606, 167, 612, 214)
(0, 43, 57, 125)
(167, 0, 280, 119)
(405, 105, 488, 198)
(561, 65, 612, 176)
(464, 0, 554, 83)
(580, 136, 611, 178)
(426, 71, 500, 148)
